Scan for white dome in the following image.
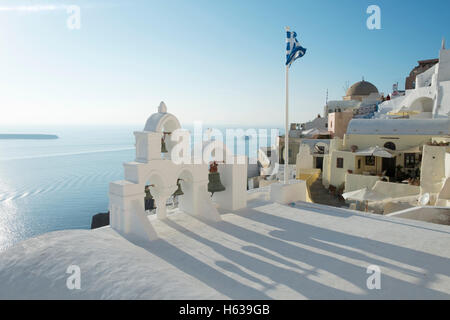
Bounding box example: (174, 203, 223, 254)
(143, 102, 181, 133)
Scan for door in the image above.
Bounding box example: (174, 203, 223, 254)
(315, 157, 323, 170)
(382, 157, 396, 178)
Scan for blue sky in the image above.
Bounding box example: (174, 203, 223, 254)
(0, 0, 448, 127)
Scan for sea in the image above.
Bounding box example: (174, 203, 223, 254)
(0, 124, 280, 251)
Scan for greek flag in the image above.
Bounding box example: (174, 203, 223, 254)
(286, 30, 306, 67)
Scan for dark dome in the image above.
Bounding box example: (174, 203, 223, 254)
(346, 80, 379, 96)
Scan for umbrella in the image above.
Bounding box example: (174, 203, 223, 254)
(342, 187, 390, 212)
(356, 146, 394, 158)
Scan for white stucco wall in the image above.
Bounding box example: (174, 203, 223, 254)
(388, 207, 450, 225)
(296, 144, 314, 170)
(322, 155, 330, 188)
(435, 81, 450, 116)
(445, 153, 450, 178)
(420, 145, 447, 196)
(344, 134, 434, 152)
(344, 174, 381, 193)
(212, 157, 248, 211)
(270, 180, 307, 204)
(437, 49, 450, 82)
(328, 150, 356, 188)
(372, 181, 420, 198)
(322, 138, 343, 188)
(416, 64, 437, 88)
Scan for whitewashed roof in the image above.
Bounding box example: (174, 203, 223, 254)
(347, 119, 450, 135)
(1, 201, 449, 299)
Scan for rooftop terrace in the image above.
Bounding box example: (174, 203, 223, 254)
(0, 199, 449, 299)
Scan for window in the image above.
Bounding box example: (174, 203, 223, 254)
(336, 157, 344, 168)
(384, 142, 396, 150)
(358, 159, 361, 169)
(404, 153, 416, 168)
(365, 156, 376, 166)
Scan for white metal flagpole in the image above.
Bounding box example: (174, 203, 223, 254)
(284, 63, 289, 184)
(284, 26, 291, 184)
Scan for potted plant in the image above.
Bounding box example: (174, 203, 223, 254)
(350, 145, 358, 152)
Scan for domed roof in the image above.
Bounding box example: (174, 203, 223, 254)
(346, 80, 379, 96)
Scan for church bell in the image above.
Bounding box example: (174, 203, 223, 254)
(173, 179, 184, 196)
(144, 185, 156, 211)
(161, 137, 168, 153)
(208, 162, 226, 196)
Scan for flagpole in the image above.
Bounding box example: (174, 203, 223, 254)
(284, 63, 289, 184)
(283, 26, 306, 184)
(284, 26, 291, 184)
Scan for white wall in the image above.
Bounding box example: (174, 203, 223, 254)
(212, 156, 248, 211)
(420, 145, 446, 196)
(388, 207, 450, 225)
(296, 144, 314, 170)
(416, 64, 437, 88)
(345, 174, 381, 193)
(328, 150, 356, 188)
(372, 181, 420, 198)
(438, 49, 450, 82)
(270, 180, 307, 204)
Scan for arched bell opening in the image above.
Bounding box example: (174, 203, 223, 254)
(173, 168, 195, 212)
(144, 181, 157, 215)
(143, 103, 182, 160)
(208, 161, 226, 197)
(142, 172, 167, 219)
(160, 119, 181, 158)
(202, 140, 229, 198)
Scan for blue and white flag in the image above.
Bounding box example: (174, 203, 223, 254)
(286, 30, 306, 67)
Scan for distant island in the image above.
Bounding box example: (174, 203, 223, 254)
(0, 134, 58, 140)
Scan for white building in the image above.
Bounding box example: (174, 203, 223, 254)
(324, 80, 383, 117)
(377, 40, 450, 119)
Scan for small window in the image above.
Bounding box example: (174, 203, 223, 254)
(365, 156, 376, 166)
(316, 146, 325, 154)
(358, 159, 361, 169)
(384, 142, 396, 150)
(336, 157, 344, 168)
(404, 153, 416, 168)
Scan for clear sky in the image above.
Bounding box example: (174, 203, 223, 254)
(0, 0, 449, 127)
